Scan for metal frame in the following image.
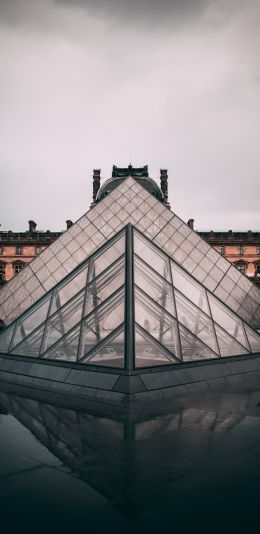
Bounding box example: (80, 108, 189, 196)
(125, 224, 134, 371)
(0, 223, 260, 373)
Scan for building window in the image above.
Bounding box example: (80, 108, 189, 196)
(0, 264, 5, 282)
(14, 263, 24, 275)
(219, 245, 225, 255)
(238, 244, 244, 255)
(35, 246, 41, 255)
(16, 245, 23, 256)
(236, 262, 246, 275)
(256, 245, 260, 255)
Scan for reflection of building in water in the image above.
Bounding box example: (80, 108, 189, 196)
(0, 388, 258, 516)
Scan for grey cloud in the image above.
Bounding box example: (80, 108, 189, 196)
(0, 0, 244, 36)
(0, 0, 210, 28)
(53, 0, 208, 24)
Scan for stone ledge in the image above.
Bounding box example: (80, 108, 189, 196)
(0, 352, 259, 404)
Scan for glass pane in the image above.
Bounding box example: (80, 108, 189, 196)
(175, 291, 219, 353)
(42, 290, 85, 352)
(208, 293, 249, 349)
(41, 324, 80, 362)
(134, 256, 175, 316)
(215, 324, 249, 357)
(134, 231, 171, 282)
(0, 324, 15, 353)
(80, 328, 124, 368)
(85, 257, 125, 316)
(244, 325, 260, 353)
(50, 263, 88, 315)
(135, 288, 181, 359)
(179, 324, 218, 362)
(10, 324, 45, 357)
(10, 296, 51, 350)
(79, 289, 124, 358)
(88, 233, 125, 281)
(135, 324, 177, 368)
(171, 261, 209, 315)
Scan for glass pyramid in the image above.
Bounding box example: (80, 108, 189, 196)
(1, 176, 259, 333)
(0, 224, 260, 370)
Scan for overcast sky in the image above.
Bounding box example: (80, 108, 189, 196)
(0, 0, 259, 232)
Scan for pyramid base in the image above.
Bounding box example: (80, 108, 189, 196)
(1, 352, 260, 415)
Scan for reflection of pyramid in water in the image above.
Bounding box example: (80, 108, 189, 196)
(0, 219, 260, 368)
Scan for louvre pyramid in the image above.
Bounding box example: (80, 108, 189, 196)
(1, 221, 260, 369)
(0, 177, 259, 332)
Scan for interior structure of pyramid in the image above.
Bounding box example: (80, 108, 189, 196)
(0, 230, 126, 368)
(0, 223, 260, 370)
(0, 176, 259, 332)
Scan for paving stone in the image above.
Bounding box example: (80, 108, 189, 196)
(112, 375, 146, 393)
(65, 369, 119, 390)
(29, 363, 71, 382)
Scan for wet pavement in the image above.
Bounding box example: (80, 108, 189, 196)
(1, 383, 260, 533)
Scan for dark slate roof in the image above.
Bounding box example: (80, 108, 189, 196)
(96, 165, 163, 202)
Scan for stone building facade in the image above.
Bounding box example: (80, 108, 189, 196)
(0, 220, 63, 286)
(200, 231, 260, 287)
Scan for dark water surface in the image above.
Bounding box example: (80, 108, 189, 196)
(1, 383, 260, 533)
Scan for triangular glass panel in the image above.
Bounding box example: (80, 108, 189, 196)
(84, 257, 125, 316)
(10, 295, 51, 350)
(88, 232, 125, 282)
(135, 287, 181, 359)
(135, 324, 178, 368)
(179, 324, 219, 362)
(79, 327, 124, 368)
(42, 290, 85, 353)
(50, 263, 88, 315)
(10, 323, 45, 357)
(215, 324, 249, 357)
(41, 324, 80, 362)
(78, 288, 125, 359)
(134, 255, 176, 316)
(171, 261, 209, 315)
(0, 323, 15, 353)
(175, 290, 219, 354)
(243, 325, 260, 354)
(134, 230, 171, 282)
(208, 293, 249, 350)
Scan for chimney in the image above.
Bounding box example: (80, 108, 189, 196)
(66, 220, 73, 229)
(91, 169, 101, 207)
(160, 169, 170, 209)
(28, 220, 37, 233)
(187, 219, 194, 231)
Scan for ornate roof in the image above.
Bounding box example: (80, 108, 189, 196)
(112, 165, 149, 177)
(96, 165, 163, 202)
